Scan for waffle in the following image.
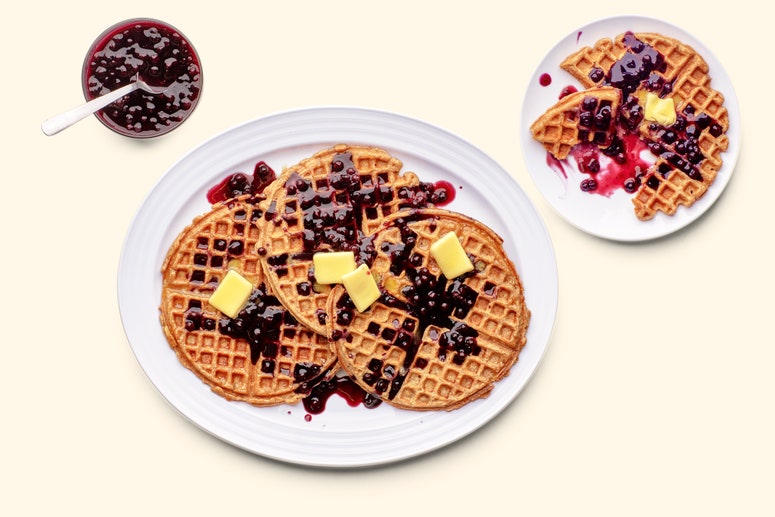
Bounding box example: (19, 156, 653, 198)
(632, 41, 729, 219)
(534, 31, 729, 220)
(561, 32, 699, 90)
(530, 86, 621, 159)
(633, 102, 729, 219)
(256, 144, 439, 335)
(159, 195, 338, 406)
(327, 208, 530, 411)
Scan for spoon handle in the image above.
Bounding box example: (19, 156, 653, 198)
(41, 82, 140, 136)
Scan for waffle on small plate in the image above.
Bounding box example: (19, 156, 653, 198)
(532, 31, 729, 220)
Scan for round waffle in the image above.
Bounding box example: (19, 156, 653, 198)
(256, 144, 444, 335)
(327, 208, 530, 411)
(159, 195, 338, 406)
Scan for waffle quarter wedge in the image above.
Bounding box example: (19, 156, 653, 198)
(530, 86, 621, 160)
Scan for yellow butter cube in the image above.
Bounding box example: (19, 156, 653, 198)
(644, 92, 676, 126)
(313, 251, 357, 284)
(430, 231, 474, 279)
(341, 264, 381, 312)
(208, 269, 253, 319)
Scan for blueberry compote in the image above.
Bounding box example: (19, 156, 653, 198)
(577, 95, 615, 147)
(82, 18, 202, 137)
(640, 104, 724, 191)
(603, 32, 665, 95)
(212, 283, 286, 367)
(333, 212, 482, 403)
(207, 162, 277, 204)
(212, 282, 336, 397)
(201, 276, 375, 415)
(302, 375, 382, 415)
(263, 151, 454, 288)
(560, 32, 723, 197)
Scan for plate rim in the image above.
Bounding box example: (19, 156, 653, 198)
(117, 105, 559, 467)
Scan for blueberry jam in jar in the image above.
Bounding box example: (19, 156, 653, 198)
(82, 18, 203, 138)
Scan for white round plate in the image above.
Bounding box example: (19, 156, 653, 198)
(117, 106, 558, 467)
(521, 15, 741, 241)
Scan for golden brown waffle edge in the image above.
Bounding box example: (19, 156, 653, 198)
(159, 195, 338, 407)
(255, 144, 430, 336)
(537, 31, 730, 220)
(327, 208, 530, 411)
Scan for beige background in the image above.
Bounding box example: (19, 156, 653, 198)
(3, 0, 771, 515)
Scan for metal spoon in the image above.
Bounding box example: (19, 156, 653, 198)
(41, 78, 166, 136)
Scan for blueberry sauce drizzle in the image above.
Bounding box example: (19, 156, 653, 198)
(302, 375, 382, 414)
(577, 95, 615, 147)
(189, 183, 332, 396)
(216, 284, 288, 367)
(207, 162, 277, 204)
(188, 276, 350, 409)
(604, 32, 666, 96)
(562, 32, 724, 195)
(195, 277, 377, 413)
(263, 151, 454, 280)
(641, 104, 725, 189)
(188, 156, 465, 416)
(559, 85, 578, 99)
(333, 212, 482, 402)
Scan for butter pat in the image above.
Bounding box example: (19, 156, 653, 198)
(313, 251, 357, 284)
(644, 92, 676, 126)
(208, 269, 253, 318)
(341, 264, 381, 312)
(430, 231, 474, 279)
